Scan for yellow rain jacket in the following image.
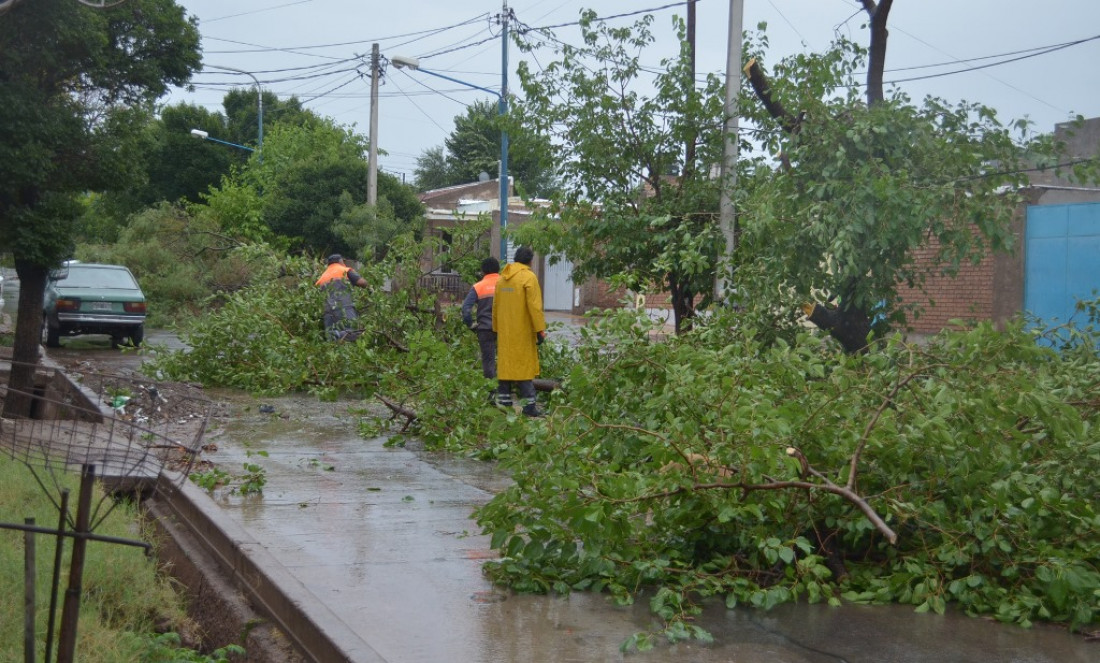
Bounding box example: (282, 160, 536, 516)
(492, 261, 547, 381)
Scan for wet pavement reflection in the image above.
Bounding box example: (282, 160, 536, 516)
(205, 393, 1095, 663)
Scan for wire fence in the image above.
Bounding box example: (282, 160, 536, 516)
(0, 361, 213, 493)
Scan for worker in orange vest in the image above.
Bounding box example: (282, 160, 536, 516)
(315, 254, 367, 341)
(461, 257, 501, 379)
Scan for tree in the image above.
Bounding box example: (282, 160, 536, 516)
(141, 103, 236, 207)
(215, 116, 423, 258)
(223, 87, 311, 150)
(737, 0, 1077, 352)
(508, 12, 727, 332)
(0, 0, 201, 417)
(90, 90, 315, 232)
(414, 99, 559, 198)
(413, 146, 452, 192)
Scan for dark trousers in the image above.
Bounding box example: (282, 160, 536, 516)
(497, 380, 536, 405)
(476, 330, 497, 379)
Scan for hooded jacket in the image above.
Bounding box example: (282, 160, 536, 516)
(492, 261, 546, 381)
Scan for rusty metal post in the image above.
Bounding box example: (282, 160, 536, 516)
(24, 517, 35, 663)
(45, 489, 69, 663)
(56, 465, 95, 663)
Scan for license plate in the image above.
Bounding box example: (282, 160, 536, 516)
(91, 301, 113, 311)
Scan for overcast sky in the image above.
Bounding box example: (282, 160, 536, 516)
(166, 0, 1100, 183)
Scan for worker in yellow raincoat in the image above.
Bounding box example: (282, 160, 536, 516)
(492, 246, 547, 417)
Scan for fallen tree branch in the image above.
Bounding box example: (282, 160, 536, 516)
(377, 329, 409, 353)
(603, 446, 898, 545)
(533, 378, 559, 393)
(743, 57, 802, 135)
(377, 394, 417, 432)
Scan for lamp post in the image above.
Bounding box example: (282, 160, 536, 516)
(391, 55, 510, 262)
(189, 128, 255, 153)
(207, 65, 263, 161)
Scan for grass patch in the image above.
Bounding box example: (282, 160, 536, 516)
(0, 455, 203, 661)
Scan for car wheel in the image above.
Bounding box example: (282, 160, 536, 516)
(128, 324, 144, 347)
(42, 315, 61, 348)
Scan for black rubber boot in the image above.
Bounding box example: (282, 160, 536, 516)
(521, 402, 542, 418)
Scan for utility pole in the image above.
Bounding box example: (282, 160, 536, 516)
(368, 43, 380, 206)
(498, 1, 511, 262)
(715, 0, 743, 301)
(684, 0, 697, 173)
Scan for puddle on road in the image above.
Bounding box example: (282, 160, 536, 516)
(196, 392, 1096, 663)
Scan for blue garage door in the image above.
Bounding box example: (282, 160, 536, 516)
(1025, 203, 1100, 334)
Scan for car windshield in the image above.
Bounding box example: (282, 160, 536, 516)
(57, 267, 138, 290)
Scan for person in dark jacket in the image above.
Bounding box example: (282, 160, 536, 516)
(461, 257, 500, 379)
(315, 254, 367, 342)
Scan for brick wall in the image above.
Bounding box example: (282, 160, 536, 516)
(578, 278, 628, 310)
(899, 202, 1029, 335)
(900, 236, 997, 333)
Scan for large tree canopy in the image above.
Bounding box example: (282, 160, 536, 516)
(0, 0, 201, 416)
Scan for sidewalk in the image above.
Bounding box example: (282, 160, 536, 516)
(163, 390, 1097, 663)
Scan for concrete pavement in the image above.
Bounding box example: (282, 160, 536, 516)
(150, 389, 1097, 663)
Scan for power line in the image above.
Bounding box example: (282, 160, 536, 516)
(193, 66, 362, 88)
(386, 75, 454, 134)
(199, 13, 490, 56)
(876, 34, 1100, 87)
(513, 0, 701, 35)
(197, 0, 314, 25)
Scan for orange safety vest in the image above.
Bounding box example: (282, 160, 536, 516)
(316, 263, 352, 287)
(473, 272, 499, 299)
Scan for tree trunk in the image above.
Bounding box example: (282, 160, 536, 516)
(668, 274, 696, 335)
(860, 0, 894, 107)
(2, 261, 48, 419)
(683, 0, 697, 177)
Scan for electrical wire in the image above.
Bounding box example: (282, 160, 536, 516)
(193, 66, 362, 88)
(296, 72, 365, 107)
(869, 34, 1100, 87)
(513, 0, 700, 35)
(390, 68, 481, 108)
(193, 57, 363, 82)
(385, 75, 454, 134)
(197, 0, 314, 25)
(199, 14, 491, 56)
(885, 35, 1098, 74)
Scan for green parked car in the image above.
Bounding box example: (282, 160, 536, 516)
(42, 262, 147, 348)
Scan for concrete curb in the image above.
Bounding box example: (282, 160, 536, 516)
(150, 472, 389, 663)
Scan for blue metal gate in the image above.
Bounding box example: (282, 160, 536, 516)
(1024, 202, 1100, 332)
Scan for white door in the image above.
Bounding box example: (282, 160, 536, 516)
(543, 254, 575, 311)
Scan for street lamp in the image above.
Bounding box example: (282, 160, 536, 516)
(208, 65, 263, 161)
(391, 55, 510, 261)
(189, 128, 255, 153)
